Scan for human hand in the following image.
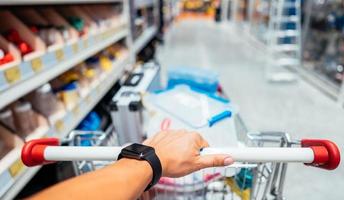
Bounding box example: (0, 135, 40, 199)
(143, 130, 233, 178)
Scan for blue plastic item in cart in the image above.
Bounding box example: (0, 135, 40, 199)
(149, 85, 233, 129)
(77, 111, 101, 131)
(77, 112, 102, 146)
(167, 67, 219, 93)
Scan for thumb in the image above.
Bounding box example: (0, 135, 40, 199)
(197, 154, 233, 169)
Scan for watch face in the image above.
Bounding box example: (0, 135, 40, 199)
(123, 143, 154, 159)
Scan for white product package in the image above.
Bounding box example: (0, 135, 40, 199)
(144, 85, 238, 148)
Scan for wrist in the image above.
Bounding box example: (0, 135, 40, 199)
(150, 149, 168, 176)
(118, 143, 162, 190)
(116, 158, 153, 184)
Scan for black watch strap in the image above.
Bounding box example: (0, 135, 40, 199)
(143, 151, 162, 191)
(118, 146, 162, 191)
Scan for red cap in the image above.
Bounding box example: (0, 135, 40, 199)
(301, 139, 340, 170)
(21, 138, 59, 167)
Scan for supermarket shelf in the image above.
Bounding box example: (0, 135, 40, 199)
(133, 26, 158, 54)
(134, 0, 156, 9)
(56, 55, 130, 139)
(0, 26, 128, 110)
(0, 56, 130, 200)
(0, 0, 122, 5)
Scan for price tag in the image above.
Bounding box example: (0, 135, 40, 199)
(72, 43, 79, 54)
(55, 119, 65, 133)
(4, 66, 21, 84)
(9, 159, 25, 178)
(72, 105, 80, 117)
(83, 40, 89, 49)
(55, 49, 64, 61)
(31, 57, 43, 73)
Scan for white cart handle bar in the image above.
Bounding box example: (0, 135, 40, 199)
(21, 138, 340, 170)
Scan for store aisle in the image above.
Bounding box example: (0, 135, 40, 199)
(157, 20, 344, 200)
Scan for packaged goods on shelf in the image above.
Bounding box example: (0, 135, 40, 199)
(0, 48, 14, 66)
(0, 108, 16, 132)
(37, 8, 79, 43)
(12, 8, 65, 51)
(25, 83, 66, 124)
(11, 101, 49, 138)
(85, 57, 103, 77)
(53, 81, 80, 110)
(99, 54, 114, 71)
(57, 6, 98, 37)
(0, 31, 21, 69)
(81, 5, 123, 32)
(3, 29, 33, 56)
(0, 125, 23, 160)
(0, 11, 46, 61)
(12, 101, 38, 137)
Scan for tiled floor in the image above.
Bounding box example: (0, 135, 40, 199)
(157, 20, 344, 200)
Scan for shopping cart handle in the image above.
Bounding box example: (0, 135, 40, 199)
(22, 138, 60, 167)
(301, 139, 340, 170)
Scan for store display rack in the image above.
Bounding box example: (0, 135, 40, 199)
(0, 55, 130, 200)
(0, 0, 161, 199)
(135, 0, 157, 9)
(224, 0, 344, 106)
(133, 25, 158, 54)
(0, 25, 128, 110)
(0, 0, 123, 5)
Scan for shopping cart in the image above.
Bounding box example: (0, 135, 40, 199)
(21, 122, 340, 200)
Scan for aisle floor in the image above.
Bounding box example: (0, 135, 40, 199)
(157, 20, 344, 200)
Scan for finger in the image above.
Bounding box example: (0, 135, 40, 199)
(191, 132, 208, 148)
(199, 137, 209, 148)
(196, 155, 233, 169)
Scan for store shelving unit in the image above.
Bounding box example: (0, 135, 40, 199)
(0, 28, 128, 110)
(0, 0, 123, 5)
(133, 26, 158, 54)
(226, 0, 344, 105)
(135, 0, 156, 9)
(129, 0, 160, 55)
(0, 0, 160, 199)
(0, 55, 130, 200)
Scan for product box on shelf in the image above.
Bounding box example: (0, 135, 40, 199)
(57, 6, 98, 49)
(12, 8, 68, 69)
(0, 11, 47, 84)
(12, 9, 65, 51)
(0, 125, 23, 160)
(0, 35, 21, 90)
(37, 8, 80, 44)
(37, 7, 82, 67)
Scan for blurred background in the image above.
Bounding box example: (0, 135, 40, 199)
(0, 0, 343, 199)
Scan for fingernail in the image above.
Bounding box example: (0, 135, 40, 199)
(224, 157, 233, 166)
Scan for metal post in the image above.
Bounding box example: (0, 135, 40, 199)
(126, 0, 136, 67)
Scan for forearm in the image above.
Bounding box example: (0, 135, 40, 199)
(30, 159, 152, 200)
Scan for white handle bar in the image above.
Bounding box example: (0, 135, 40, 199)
(21, 138, 340, 170)
(43, 146, 313, 163)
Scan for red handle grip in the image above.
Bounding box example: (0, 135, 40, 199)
(301, 139, 340, 170)
(21, 138, 60, 167)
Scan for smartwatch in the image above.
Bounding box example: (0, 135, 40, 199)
(117, 143, 162, 191)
